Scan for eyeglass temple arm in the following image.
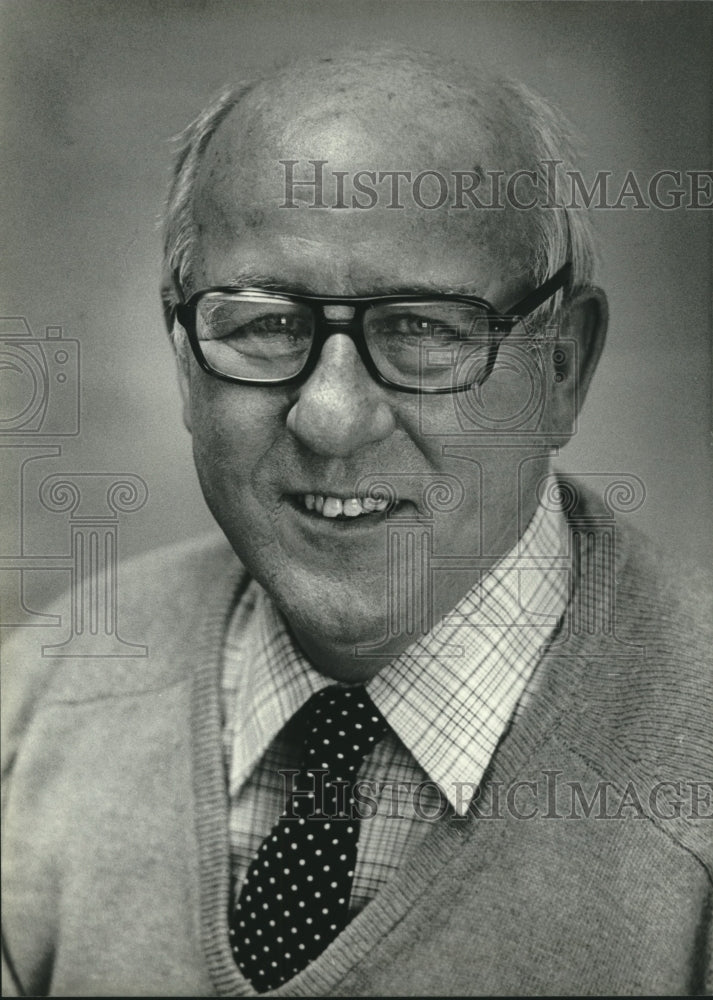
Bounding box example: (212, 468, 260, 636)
(502, 262, 573, 320)
(162, 267, 187, 334)
(162, 262, 574, 335)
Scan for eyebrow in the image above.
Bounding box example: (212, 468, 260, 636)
(220, 269, 485, 298)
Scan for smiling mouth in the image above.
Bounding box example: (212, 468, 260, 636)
(293, 493, 400, 520)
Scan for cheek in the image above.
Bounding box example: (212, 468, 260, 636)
(186, 372, 287, 502)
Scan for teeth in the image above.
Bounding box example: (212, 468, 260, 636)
(323, 497, 342, 518)
(342, 499, 361, 518)
(301, 494, 391, 518)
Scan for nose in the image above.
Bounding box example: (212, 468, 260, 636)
(286, 333, 396, 457)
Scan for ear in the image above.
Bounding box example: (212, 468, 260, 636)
(174, 338, 193, 434)
(546, 286, 608, 447)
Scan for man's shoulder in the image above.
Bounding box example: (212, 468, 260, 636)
(1, 532, 246, 776)
(568, 483, 712, 712)
(5, 529, 242, 657)
(543, 474, 712, 753)
(532, 492, 713, 871)
(617, 520, 712, 634)
(563, 473, 712, 642)
(116, 530, 241, 607)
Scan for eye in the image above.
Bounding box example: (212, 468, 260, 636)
(232, 314, 311, 340)
(197, 298, 313, 344)
(375, 313, 439, 339)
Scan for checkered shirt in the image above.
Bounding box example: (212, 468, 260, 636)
(222, 497, 569, 915)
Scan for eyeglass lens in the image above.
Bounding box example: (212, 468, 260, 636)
(195, 292, 495, 388)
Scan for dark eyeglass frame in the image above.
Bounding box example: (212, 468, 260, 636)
(172, 261, 572, 395)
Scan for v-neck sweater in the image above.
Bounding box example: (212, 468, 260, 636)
(2, 484, 712, 996)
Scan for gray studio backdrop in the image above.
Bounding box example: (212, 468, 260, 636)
(1, 0, 711, 615)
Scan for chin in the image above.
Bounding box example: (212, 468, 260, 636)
(270, 569, 393, 657)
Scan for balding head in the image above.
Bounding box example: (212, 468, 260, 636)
(162, 45, 595, 332)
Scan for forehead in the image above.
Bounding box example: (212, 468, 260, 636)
(190, 70, 538, 297)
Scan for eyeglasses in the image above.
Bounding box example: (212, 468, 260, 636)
(173, 262, 572, 394)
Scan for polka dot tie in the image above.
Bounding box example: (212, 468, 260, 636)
(230, 685, 389, 992)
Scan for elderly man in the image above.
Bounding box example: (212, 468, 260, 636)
(3, 47, 711, 997)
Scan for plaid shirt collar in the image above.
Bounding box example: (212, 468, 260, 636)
(225, 497, 569, 815)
